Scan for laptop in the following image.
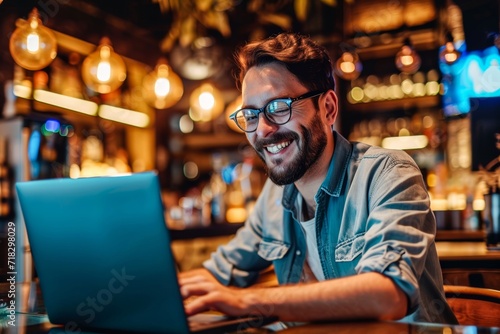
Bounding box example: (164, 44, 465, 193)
(16, 171, 275, 333)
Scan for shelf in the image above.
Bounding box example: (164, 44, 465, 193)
(346, 95, 441, 113)
(178, 133, 247, 149)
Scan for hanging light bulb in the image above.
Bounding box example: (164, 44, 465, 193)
(189, 83, 224, 122)
(81, 37, 127, 94)
(439, 32, 462, 65)
(335, 51, 363, 80)
(9, 8, 57, 71)
(395, 38, 421, 74)
(142, 58, 184, 109)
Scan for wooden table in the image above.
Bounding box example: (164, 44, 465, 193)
(278, 320, 500, 333)
(436, 241, 500, 267)
(10, 313, 500, 333)
(436, 241, 500, 289)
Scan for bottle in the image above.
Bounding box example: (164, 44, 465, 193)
(0, 137, 13, 219)
(483, 184, 500, 250)
(208, 153, 227, 224)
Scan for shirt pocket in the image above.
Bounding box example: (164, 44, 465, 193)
(335, 234, 365, 262)
(258, 240, 290, 261)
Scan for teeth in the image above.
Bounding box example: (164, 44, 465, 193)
(265, 141, 291, 154)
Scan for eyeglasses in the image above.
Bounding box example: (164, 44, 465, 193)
(229, 90, 325, 133)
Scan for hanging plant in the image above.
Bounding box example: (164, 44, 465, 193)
(151, 0, 337, 52)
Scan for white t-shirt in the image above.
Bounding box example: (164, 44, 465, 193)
(296, 194, 325, 282)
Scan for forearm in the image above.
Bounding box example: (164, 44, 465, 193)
(245, 272, 408, 322)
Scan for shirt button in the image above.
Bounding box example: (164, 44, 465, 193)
(296, 250, 301, 256)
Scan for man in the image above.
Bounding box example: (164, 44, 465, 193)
(179, 32, 457, 325)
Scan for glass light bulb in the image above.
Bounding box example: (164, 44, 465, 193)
(340, 61, 355, 74)
(395, 44, 421, 74)
(9, 8, 57, 71)
(335, 51, 362, 80)
(439, 42, 462, 65)
(142, 59, 184, 109)
(189, 83, 224, 122)
(154, 78, 170, 97)
(198, 92, 215, 110)
(81, 37, 126, 94)
(27, 33, 40, 53)
(96, 61, 111, 82)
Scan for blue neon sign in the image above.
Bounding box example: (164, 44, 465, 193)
(440, 44, 500, 116)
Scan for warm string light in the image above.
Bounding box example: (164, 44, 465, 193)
(347, 71, 440, 104)
(9, 8, 57, 71)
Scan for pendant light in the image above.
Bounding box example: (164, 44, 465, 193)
(395, 38, 421, 74)
(439, 32, 462, 65)
(81, 37, 127, 94)
(335, 51, 363, 80)
(142, 57, 184, 109)
(9, 8, 57, 71)
(189, 83, 224, 122)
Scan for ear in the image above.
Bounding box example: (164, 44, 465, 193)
(322, 90, 338, 126)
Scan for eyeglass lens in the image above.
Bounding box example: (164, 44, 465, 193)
(235, 99, 291, 132)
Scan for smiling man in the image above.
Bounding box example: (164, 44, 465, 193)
(179, 32, 458, 326)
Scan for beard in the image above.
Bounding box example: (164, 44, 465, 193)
(254, 112, 327, 185)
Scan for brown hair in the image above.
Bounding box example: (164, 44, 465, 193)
(234, 32, 335, 93)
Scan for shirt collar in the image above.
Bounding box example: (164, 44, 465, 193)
(282, 131, 353, 210)
(320, 131, 352, 197)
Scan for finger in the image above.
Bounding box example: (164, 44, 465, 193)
(184, 295, 213, 316)
(180, 282, 215, 299)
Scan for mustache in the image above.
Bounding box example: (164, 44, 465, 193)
(254, 132, 299, 151)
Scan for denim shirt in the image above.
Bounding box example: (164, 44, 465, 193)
(204, 131, 457, 324)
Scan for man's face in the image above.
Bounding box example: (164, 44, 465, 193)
(241, 63, 328, 185)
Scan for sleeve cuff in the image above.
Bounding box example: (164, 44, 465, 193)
(356, 245, 419, 314)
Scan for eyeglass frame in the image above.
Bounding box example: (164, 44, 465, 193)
(229, 90, 325, 133)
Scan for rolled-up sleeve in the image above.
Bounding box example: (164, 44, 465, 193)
(354, 152, 435, 314)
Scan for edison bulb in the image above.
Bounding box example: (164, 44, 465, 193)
(439, 41, 461, 65)
(81, 37, 126, 94)
(9, 8, 57, 70)
(395, 45, 421, 74)
(142, 59, 184, 109)
(189, 83, 224, 122)
(335, 52, 362, 80)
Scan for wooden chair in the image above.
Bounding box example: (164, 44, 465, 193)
(444, 284, 500, 328)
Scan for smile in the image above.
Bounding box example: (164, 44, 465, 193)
(265, 140, 291, 154)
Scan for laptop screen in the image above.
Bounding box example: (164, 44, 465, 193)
(16, 172, 191, 333)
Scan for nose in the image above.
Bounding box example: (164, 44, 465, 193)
(254, 113, 278, 138)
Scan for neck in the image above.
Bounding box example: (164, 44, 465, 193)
(295, 134, 335, 212)
(301, 195, 316, 221)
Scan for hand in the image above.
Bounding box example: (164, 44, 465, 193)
(178, 267, 219, 284)
(179, 272, 255, 317)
